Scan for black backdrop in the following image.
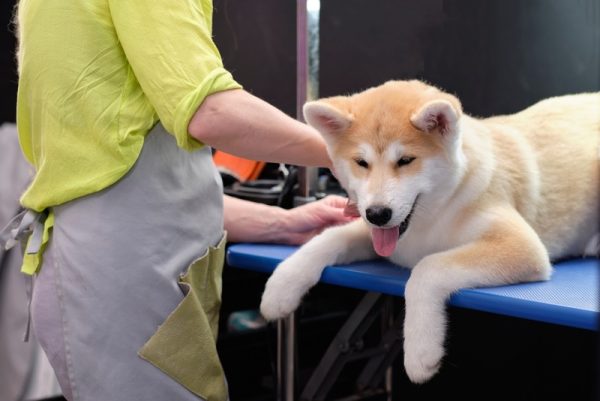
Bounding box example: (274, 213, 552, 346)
(0, 0, 17, 123)
(319, 0, 600, 116)
(211, 0, 600, 119)
(2, 0, 599, 123)
(1, 1, 599, 400)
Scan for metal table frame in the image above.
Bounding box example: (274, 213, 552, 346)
(227, 244, 599, 401)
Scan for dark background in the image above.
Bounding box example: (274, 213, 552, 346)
(3, 0, 599, 123)
(318, 0, 600, 116)
(212, 0, 600, 119)
(1, 0, 17, 123)
(2, 1, 599, 401)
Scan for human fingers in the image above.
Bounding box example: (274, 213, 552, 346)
(313, 202, 357, 226)
(316, 195, 361, 219)
(343, 199, 360, 217)
(318, 194, 349, 209)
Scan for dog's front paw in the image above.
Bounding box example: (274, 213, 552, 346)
(259, 238, 334, 320)
(260, 267, 306, 321)
(403, 296, 446, 383)
(403, 333, 444, 384)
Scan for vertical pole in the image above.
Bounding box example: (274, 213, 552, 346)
(276, 319, 284, 401)
(285, 313, 296, 401)
(383, 297, 394, 401)
(295, 0, 320, 204)
(277, 313, 297, 401)
(278, 2, 321, 400)
(296, 0, 308, 121)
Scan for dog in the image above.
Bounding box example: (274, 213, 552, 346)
(260, 80, 599, 383)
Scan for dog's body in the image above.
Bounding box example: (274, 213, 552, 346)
(260, 80, 599, 383)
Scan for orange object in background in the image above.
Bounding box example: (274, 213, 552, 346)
(213, 151, 266, 182)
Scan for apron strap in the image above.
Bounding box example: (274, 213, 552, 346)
(0, 208, 48, 342)
(0, 209, 48, 253)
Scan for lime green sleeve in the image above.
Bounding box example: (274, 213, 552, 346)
(108, 0, 242, 149)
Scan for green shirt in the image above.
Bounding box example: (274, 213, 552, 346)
(16, 0, 241, 212)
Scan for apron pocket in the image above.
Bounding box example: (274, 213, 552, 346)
(138, 234, 227, 401)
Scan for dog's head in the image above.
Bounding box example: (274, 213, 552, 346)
(304, 80, 466, 256)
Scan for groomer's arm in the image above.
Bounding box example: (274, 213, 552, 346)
(224, 194, 354, 245)
(189, 89, 331, 168)
(223, 195, 287, 244)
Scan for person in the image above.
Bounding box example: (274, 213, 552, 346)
(9, 1, 354, 400)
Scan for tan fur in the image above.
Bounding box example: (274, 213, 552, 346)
(320, 81, 599, 261)
(260, 80, 599, 383)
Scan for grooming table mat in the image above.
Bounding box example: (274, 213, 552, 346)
(227, 244, 599, 331)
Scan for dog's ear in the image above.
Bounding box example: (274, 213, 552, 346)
(410, 99, 462, 137)
(303, 101, 353, 135)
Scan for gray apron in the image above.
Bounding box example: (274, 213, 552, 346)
(0, 123, 61, 401)
(28, 123, 228, 401)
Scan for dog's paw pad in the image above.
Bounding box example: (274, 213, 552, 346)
(403, 338, 444, 384)
(260, 275, 303, 321)
(259, 298, 297, 321)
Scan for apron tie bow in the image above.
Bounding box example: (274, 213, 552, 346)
(0, 209, 48, 254)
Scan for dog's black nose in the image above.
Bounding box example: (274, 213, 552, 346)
(366, 206, 392, 226)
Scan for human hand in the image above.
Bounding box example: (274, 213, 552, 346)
(278, 195, 357, 245)
(343, 198, 360, 217)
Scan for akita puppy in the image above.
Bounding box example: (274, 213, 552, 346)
(260, 80, 599, 383)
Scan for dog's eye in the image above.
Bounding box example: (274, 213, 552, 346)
(397, 156, 415, 167)
(355, 158, 369, 169)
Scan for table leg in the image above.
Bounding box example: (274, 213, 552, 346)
(277, 312, 296, 401)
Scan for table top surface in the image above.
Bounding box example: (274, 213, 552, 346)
(227, 243, 599, 331)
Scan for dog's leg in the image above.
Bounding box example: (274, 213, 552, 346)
(402, 209, 552, 383)
(584, 233, 599, 257)
(260, 219, 375, 320)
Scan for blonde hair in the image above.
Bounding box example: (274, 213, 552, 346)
(11, 0, 22, 76)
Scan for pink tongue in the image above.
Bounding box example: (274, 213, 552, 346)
(371, 227, 399, 257)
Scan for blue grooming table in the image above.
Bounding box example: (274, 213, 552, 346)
(227, 243, 599, 331)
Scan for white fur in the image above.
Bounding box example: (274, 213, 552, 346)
(410, 100, 463, 161)
(303, 102, 352, 143)
(410, 100, 459, 132)
(260, 220, 375, 320)
(383, 141, 406, 164)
